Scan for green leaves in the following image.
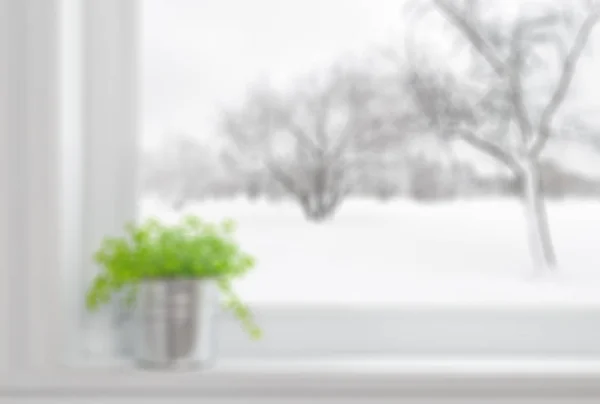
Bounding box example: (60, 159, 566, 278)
(85, 214, 261, 339)
(217, 278, 262, 340)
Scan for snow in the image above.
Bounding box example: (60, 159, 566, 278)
(139, 197, 600, 307)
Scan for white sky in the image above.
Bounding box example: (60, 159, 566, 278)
(141, 0, 600, 152)
(141, 0, 408, 149)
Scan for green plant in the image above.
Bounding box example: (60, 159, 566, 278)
(85, 215, 261, 339)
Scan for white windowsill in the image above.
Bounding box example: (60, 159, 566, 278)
(4, 358, 600, 398)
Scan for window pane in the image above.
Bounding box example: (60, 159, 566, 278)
(142, 0, 600, 304)
(138, 0, 600, 359)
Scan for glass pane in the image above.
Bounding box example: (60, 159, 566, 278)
(139, 0, 600, 360)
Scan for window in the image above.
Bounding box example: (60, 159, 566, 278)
(5, 0, 600, 396)
(129, 0, 600, 361)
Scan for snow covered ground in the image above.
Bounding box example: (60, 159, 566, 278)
(139, 197, 600, 307)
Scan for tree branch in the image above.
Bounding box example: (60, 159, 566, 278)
(456, 128, 521, 175)
(275, 107, 323, 156)
(265, 160, 303, 198)
(290, 125, 322, 154)
(508, 20, 534, 141)
(529, 9, 600, 157)
(432, 0, 507, 76)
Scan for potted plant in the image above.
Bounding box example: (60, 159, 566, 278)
(85, 214, 261, 369)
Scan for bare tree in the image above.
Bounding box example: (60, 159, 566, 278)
(403, 0, 600, 273)
(220, 62, 412, 221)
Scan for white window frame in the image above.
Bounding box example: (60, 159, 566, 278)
(4, 0, 600, 401)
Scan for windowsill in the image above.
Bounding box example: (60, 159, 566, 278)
(5, 358, 600, 398)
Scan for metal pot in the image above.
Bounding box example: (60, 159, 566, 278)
(134, 278, 218, 370)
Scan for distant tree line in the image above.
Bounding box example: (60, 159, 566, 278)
(141, 136, 600, 205)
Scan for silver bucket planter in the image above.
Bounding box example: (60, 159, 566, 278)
(134, 278, 218, 370)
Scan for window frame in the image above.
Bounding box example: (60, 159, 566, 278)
(4, 0, 600, 399)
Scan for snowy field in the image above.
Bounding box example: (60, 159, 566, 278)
(140, 197, 600, 307)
